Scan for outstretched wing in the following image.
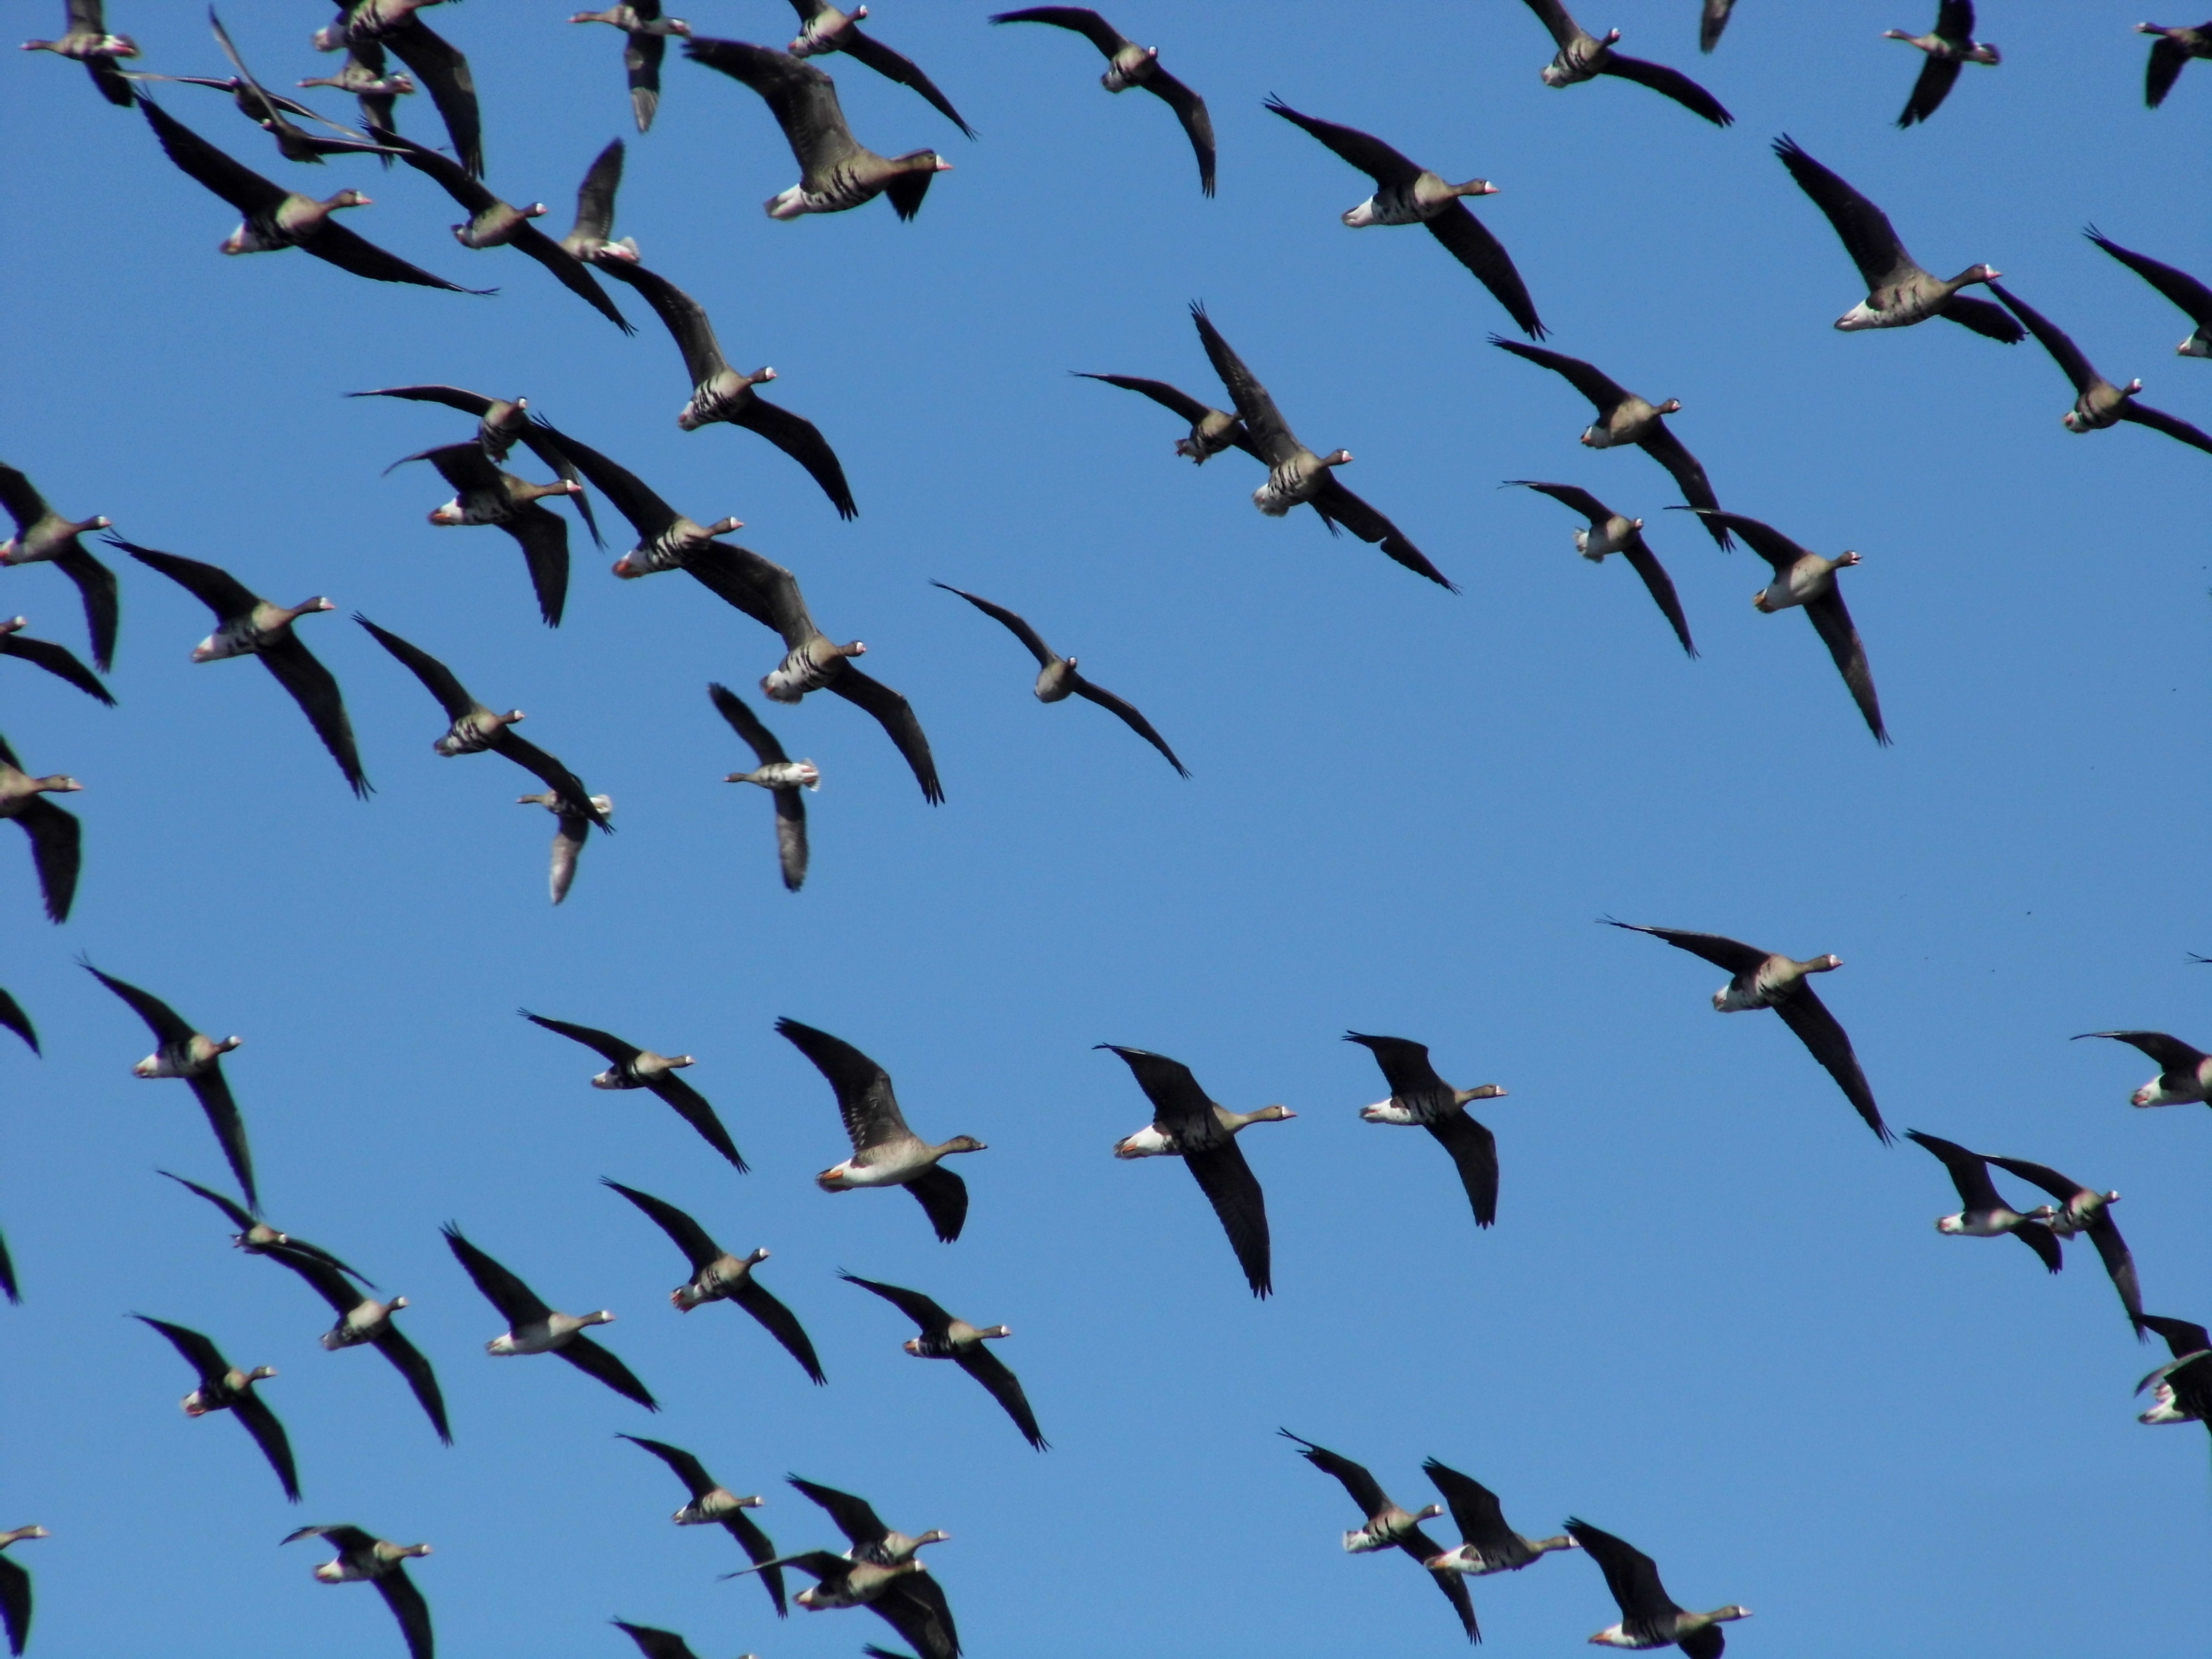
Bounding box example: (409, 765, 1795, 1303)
(1771, 135, 1913, 293)
(602, 1179, 723, 1274)
(733, 396, 857, 520)
(1190, 303, 1298, 465)
(1424, 1110, 1501, 1228)
(787, 1475, 890, 1550)
(957, 1344, 1048, 1449)
(682, 38, 862, 183)
(1603, 920, 1769, 975)
(1422, 1459, 1515, 1553)
(380, 18, 482, 177)
(1184, 1139, 1271, 1297)
(1142, 67, 1215, 195)
(1262, 96, 1420, 184)
(230, 1386, 303, 1502)
(988, 9, 1130, 56)
(107, 534, 256, 621)
(1069, 673, 1189, 777)
(522, 1011, 637, 1066)
(776, 1018, 911, 1147)
(1620, 537, 1698, 657)
(0, 631, 114, 704)
(1803, 588, 1891, 745)
(828, 666, 944, 805)
(439, 1225, 552, 1326)
(137, 95, 287, 214)
(0, 989, 38, 1055)
(841, 29, 975, 138)
(372, 1323, 453, 1445)
(708, 682, 792, 767)
(558, 1333, 659, 1409)
(82, 961, 196, 1046)
(1425, 203, 1546, 339)
(1488, 337, 1634, 413)
(257, 635, 373, 797)
(647, 1072, 748, 1172)
(1280, 1430, 1390, 1515)
(730, 1277, 827, 1384)
(1897, 52, 1963, 127)
(1309, 475, 1456, 590)
(589, 257, 726, 385)
(932, 583, 1056, 667)
(2118, 399, 2212, 458)
(2087, 226, 2212, 326)
(2076, 1030, 2208, 1071)
(374, 1566, 434, 1659)
(904, 1166, 969, 1243)
(1598, 54, 1733, 125)
(1988, 283, 2100, 395)
(1772, 984, 1890, 1138)
(839, 1270, 953, 1334)
(1906, 1130, 2006, 1213)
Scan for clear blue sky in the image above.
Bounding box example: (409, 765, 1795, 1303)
(3, 2, 2208, 1655)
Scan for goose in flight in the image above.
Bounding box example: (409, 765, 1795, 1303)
(283, 1526, 433, 1659)
(442, 1224, 657, 1409)
(517, 788, 614, 905)
(1986, 1154, 2141, 1327)
(710, 683, 817, 891)
(0, 616, 113, 703)
(1505, 482, 1695, 656)
(1771, 137, 2017, 340)
(85, 962, 257, 1205)
(113, 536, 369, 795)
(933, 584, 1187, 776)
(558, 137, 636, 261)
(989, 9, 1213, 194)
(1904, 1130, 2062, 1274)
(779, 1018, 984, 1241)
(1280, 1431, 1476, 1641)
(683, 38, 952, 219)
(21, 0, 135, 103)
(0, 736, 80, 925)
(164, 10, 404, 165)
(1192, 303, 1455, 589)
(1074, 370, 1251, 464)
(2136, 1315, 2212, 1433)
(841, 1272, 1046, 1450)
(2086, 228, 2212, 360)
(0, 991, 37, 1057)
(1567, 1518, 1749, 1656)
(524, 1012, 745, 1170)
(569, 2, 691, 132)
(786, 1476, 958, 1659)
(2137, 20, 2212, 107)
(1992, 283, 2212, 457)
(1605, 923, 1889, 1141)
(601, 1180, 825, 1383)
(612, 1621, 733, 1659)
(1515, 0, 1732, 124)
(0, 1525, 44, 1658)
(2075, 1029, 2212, 1107)
(267, 1246, 451, 1443)
(1344, 1033, 1510, 1228)
(133, 1315, 298, 1501)
(390, 445, 580, 626)
(0, 462, 120, 670)
(1885, 2, 1999, 127)
(313, 0, 481, 176)
(158, 1171, 364, 1279)
(1419, 1460, 1579, 1577)
(783, 2, 973, 137)
(294, 37, 415, 142)
(351, 381, 601, 548)
(1263, 97, 1543, 339)
(723, 1551, 951, 1659)
(619, 1435, 787, 1614)
(1700, 1, 1737, 52)
(1099, 1045, 1290, 1297)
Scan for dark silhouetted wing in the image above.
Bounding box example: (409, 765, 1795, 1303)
(870, 1576, 959, 1659)
(1072, 373, 1249, 445)
(933, 583, 1055, 666)
(1701, 0, 1736, 51)
(904, 1166, 969, 1243)
(81, 961, 194, 1046)
(13, 799, 81, 925)
(557, 1332, 658, 1408)
(589, 257, 727, 385)
(1771, 134, 1914, 294)
(2139, 1314, 2212, 1362)
(957, 1344, 1047, 1449)
(1604, 920, 1769, 975)
(1565, 1519, 1683, 1629)
(1309, 475, 1456, 590)
(257, 634, 372, 797)
(708, 682, 791, 765)
(0, 630, 113, 703)
(1280, 1430, 1391, 1516)
(229, 1383, 302, 1501)
(646, 1073, 747, 1171)
(1425, 203, 1545, 338)
(840, 1270, 954, 1335)
(1938, 294, 2025, 343)
(1635, 423, 1725, 543)
(1803, 587, 1891, 745)
(787, 1475, 890, 1549)
(507, 221, 634, 332)
(108, 534, 255, 620)
(496, 500, 572, 625)
(1423, 1460, 1517, 1554)
(2146, 33, 2194, 106)
(730, 1277, 826, 1384)
(490, 733, 608, 827)
(1185, 1138, 1271, 1297)
(523, 1011, 640, 1067)
(1344, 1032, 1449, 1102)
(54, 543, 120, 672)
(1989, 283, 2100, 394)
(1897, 52, 1963, 126)
(138, 94, 288, 213)
(1098, 1044, 1215, 1141)
(1425, 1109, 1500, 1227)
(1598, 54, 1732, 124)
(1262, 96, 1421, 183)
(2076, 1030, 2209, 1071)
(2087, 226, 2212, 325)
(0, 990, 36, 1055)
(628, 31, 667, 132)
(373, 1563, 433, 1659)
(1069, 673, 1189, 777)
(842, 29, 974, 137)
(1488, 337, 1634, 413)
(572, 137, 625, 238)
(301, 217, 486, 291)
(0, 1230, 16, 1305)
(0, 1542, 26, 1652)
(185, 1066, 260, 1212)
(683, 39, 862, 184)
(613, 1621, 701, 1659)
(1190, 303, 1297, 465)
(733, 396, 857, 520)
(602, 1179, 723, 1273)
(381, 18, 481, 176)
(353, 614, 482, 726)
(828, 666, 943, 804)
(439, 1225, 552, 1326)
(1774, 983, 1889, 1136)
(2119, 399, 2212, 457)
(619, 1435, 722, 1502)
(1620, 537, 1697, 656)
(1907, 1130, 2007, 1214)
(988, 9, 1132, 56)
(777, 1018, 910, 1148)
(1142, 66, 1214, 194)
(372, 1323, 452, 1444)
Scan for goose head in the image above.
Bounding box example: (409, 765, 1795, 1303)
(522, 478, 584, 504)
(935, 1134, 988, 1156)
(0, 618, 24, 637)
(0, 1527, 47, 1551)
(1949, 263, 2001, 289)
(23, 773, 82, 797)
(1451, 178, 1499, 198)
(1455, 1082, 1508, 1105)
(1227, 1104, 1298, 1130)
(1321, 448, 1354, 469)
(324, 189, 373, 212)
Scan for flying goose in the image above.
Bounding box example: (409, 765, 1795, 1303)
(1567, 1519, 1749, 1656)
(2075, 1029, 2212, 1106)
(779, 1018, 984, 1240)
(392, 445, 580, 625)
(295, 38, 415, 142)
(1606, 923, 1890, 1141)
(1771, 137, 2017, 340)
(441, 1223, 657, 1409)
(1675, 507, 1887, 742)
(1515, 0, 1732, 125)
(133, 1314, 299, 1501)
(1885, 2, 1998, 126)
(1504, 482, 1696, 656)
(112, 536, 369, 794)
(1280, 1431, 1476, 1641)
(1700, 1, 1737, 52)
(1986, 1154, 2141, 1327)
(1992, 283, 2212, 457)
(618, 1435, 787, 1614)
(0, 617, 113, 703)
(2136, 1315, 2212, 1433)
(1344, 1032, 1510, 1228)
(933, 583, 1187, 776)
(1191, 303, 1455, 589)
(723, 1551, 951, 1659)
(1419, 1461, 1579, 1576)
(183, 10, 404, 164)
(158, 1171, 365, 1279)
(710, 683, 817, 890)
(0, 991, 37, 1056)
(369, 125, 633, 331)
(313, 1, 481, 177)
(683, 37, 953, 218)
(351, 382, 601, 546)
(586, 255, 856, 518)
(0, 462, 120, 670)
(601, 1180, 824, 1382)
(2139, 21, 2212, 106)
(613, 1621, 737, 1659)
(0, 1526, 44, 1658)
(558, 137, 635, 261)
(137, 96, 481, 291)
(84, 963, 257, 1204)
(517, 788, 615, 905)
(1904, 1130, 2062, 1274)
(20, 0, 135, 105)
(2086, 228, 2212, 359)
(1262, 97, 1543, 339)
(841, 1272, 1046, 1450)
(284, 1526, 433, 1659)
(1489, 340, 1729, 547)
(785, 1477, 959, 1659)
(524, 1012, 745, 1169)
(1098, 1045, 1289, 1298)
(267, 1246, 452, 1443)
(0, 736, 81, 924)
(1074, 371, 1253, 464)
(784, 3, 973, 137)
(988, 9, 1213, 193)
(569, 3, 691, 132)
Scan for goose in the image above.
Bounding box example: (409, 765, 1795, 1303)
(0, 1526, 43, 1658)
(1605, 922, 1890, 1141)
(0, 617, 114, 704)
(264, 1246, 451, 1443)
(1191, 303, 1455, 589)
(2135, 1315, 2212, 1433)
(614, 1622, 746, 1659)
(1674, 507, 1887, 743)
(114, 536, 369, 795)
(1262, 97, 1544, 339)
(783, 3, 973, 137)
(0, 736, 81, 925)
(295, 38, 415, 142)
(137, 96, 482, 292)
(1992, 283, 2212, 457)
(2086, 228, 2212, 359)
(559, 137, 635, 261)
(132, 1314, 299, 1501)
(1985, 1154, 2141, 1327)
(0, 462, 120, 671)
(1344, 1032, 1510, 1228)
(569, 3, 691, 132)
(1515, 0, 1732, 125)
(158, 1171, 366, 1279)
(786, 1477, 959, 1659)
(517, 788, 614, 904)
(933, 583, 1187, 776)
(313, 1, 481, 177)
(1073, 371, 1252, 464)
(368, 125, 633, 331)
(618, 1435, 787, 1614)
(2074, 1029, 2212, 1106)
(283, 1526, 432, 1659)
(523, 1011, 744, 1170)
(601, 1181, 823, 1382)
(0, 991, 36, 1056)
(723, 1551, 951, 1659)
(1419, 1461, 1579, 1577)
(540, 426, 942, 802)
(988, 9, 1213, 193)
(440, 1223, 657, 1409)
(351, 382, 601, 546)
(20, 0, 135, 105)
(1885, 2, 1998, 126)
(1504, 482, 1696, 656)
(841, 1272, 1046, 1450)
(1280, 1431, 1476, 1641)
(84, 962, 257, 1204)
(586, 254, 855, 518)
(174, 11, 404, 164)
(2139, 21, 2212, 106)
(684, 38, 952, 219)
(388, 446, 580, 625)
(1098, 1045, 1288, 1298)
(1567, 1519, 1748, 1656)
(779, 1018, 983, 1240)
(1904, 1130, 2062, 1274)
(1770, 137, 2017, 340)
(1701, 1, 1737, 52)
(710, 683, 817, 891)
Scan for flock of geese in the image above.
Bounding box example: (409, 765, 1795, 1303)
(4, 3, 2209, 1658)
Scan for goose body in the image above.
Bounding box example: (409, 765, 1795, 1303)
(0, 462, 120, 670)
(2076, 1029, 2212, 1106)
(276, 1246, 450, 1443)
(570, 3, 691, 132)
(1419, 1461, 1578, 1576)
(1570, 1518, 1748, 1655)
(2136, 1316, 2212, 1433)
(1885, 1, 1998, 127)
(285, 1525, 433, 1659)
(1518, 0, 1732, 124)
(134, 1315, 299, 1501)
(1346, 1032, 1509, 1227)
(87, 964, 257, 1203)
(160, 1171, 363, 1277)
(0, 735, 82, 924)
(620, 1436, 788, 1613)
(443, 1224, 656, 1407)
(2139, 21, 2212, 106)
(1282, 1432, 1477, 1639)
(1993, 282, 2212, 455)
(1987, 1154, 2141, 1326)
(351, 384, 601, 550)
(314, 0, 481, 177)
(989, 8, 1214, 193)
(741, 1489, 960, 1659)
(1507, 481, 1697, 657)
(560, 138, 637, 262)
(21, 0, 136, 104)
(294, 40, 416, 138)
(842, 1272, 1046, 1448)
(711, 683, 815, 891)
(525, 1012, 744, 1168)
(1907, 1130, 2063, 1273)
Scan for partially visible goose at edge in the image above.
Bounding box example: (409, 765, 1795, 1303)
(0, 1524, 44, 1657)
(314, 0, 481, 177)
(1567, 1518, 1749, 1657)
(0, 462, 120, 671)
(2136, 1314, 2212, 1434)
(517, 788, 614, 904)
(0, 735, 81, 925)
(84, 961, 257, 1203)
(133, 1314, 299, 1501)
(0, 991, 37, 1057)
(294, 37, 416, 144)
(283, 1525, 433, 1659)
(177, 10, 403, 164)
(989, 8, 1213, 193)
(569, 2, 692, 132)
(441, 1223, 657, 1409)
(1884, 1, 1999, 127)
(618, 1435, 787, 1615)
(2086, 227, 2212, 359)
(787, 1476, 959, 1659)
(1700, 0, 1737, 53)
(613, 1620, 740, 1659)
(387, 445, 580, 626)
(1992, 282, 2212, 457)
(1515, 0, 1732, 125)
(350, 380, 601, 548)
(2074, 1028, 2212, 1107)
(1280, 1431, 1476, 1642)
(720, 1550, 952, 1659)
(841, 1271, 1046, 1450)
(1344, 1032, 1510, 1228)
(0, 616, 114, 703)
(523, 1010, 744, 1170)
(1505, 481, 1695, 657)
(1904, 1130, 2062, 1274)
(0, 1231, 17, 1308)
(1073, 370, 1252, 464)
(602, 1180, 824, 1382)
(1986, 1152, 2142, 1327)
(1419, 1460, 1580, 1577)
(1263, 96, 1544, 340)
(710, 683, 817, 892)
(683, 37, 952, 219)
(21, 0, 135, 104)
(2138, 20, 2212, 108)
(783, 1, 974, 138)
